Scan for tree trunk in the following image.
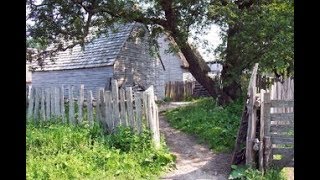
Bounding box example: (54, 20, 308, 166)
(218, 25, 243, 105)
(171, 36, 221, 98)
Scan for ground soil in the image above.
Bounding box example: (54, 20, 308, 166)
(158, 102, 232, 180)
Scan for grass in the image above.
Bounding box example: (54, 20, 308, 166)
(26, 121, 175, 180)
(165, 97, 243, 152)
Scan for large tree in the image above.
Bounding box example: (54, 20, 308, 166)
(26, 0, 222, 100)
(209, 0, 294, 104)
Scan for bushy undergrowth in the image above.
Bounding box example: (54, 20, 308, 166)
(165, 97, 243, 152)
(26, 121, 175, 179)
(229, 165, 287, 180)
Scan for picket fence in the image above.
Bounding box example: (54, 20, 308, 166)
(26, 80, 160, 148)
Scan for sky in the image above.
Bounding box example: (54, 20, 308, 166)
(190, 24, 222, 62)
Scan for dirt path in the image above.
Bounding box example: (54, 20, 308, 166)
(159, 102, 232, 180)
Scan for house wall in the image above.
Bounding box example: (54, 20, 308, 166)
(114, 24, 159, 96)
(32, 66, 113, 97)
(154, 35, 190, 99)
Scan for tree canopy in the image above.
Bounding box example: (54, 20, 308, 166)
(26, 0, 294, 105)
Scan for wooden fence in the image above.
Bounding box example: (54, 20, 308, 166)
(165, 81, 195, 101)
(164, 81, 211, 101)
(232, 63, 294, 172)
(26, 80, 160, 148)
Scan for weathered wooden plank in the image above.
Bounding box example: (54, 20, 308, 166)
(54, 87, 61, 117)
(272, 146, 294, 168)
(112, 80, 120, 127)
(270, 113, 294, 121)
(40, 89, 46, 121)
(271, 100, 294, 107)
(95, 89, 102, 123)
(143, 91, 149, 128)
(98, 88, 106, 127)
(154, 104, 160, 148)
(272, 147, 294, 156)
(87, 90, 94, 127)
(27, 87, 35, 120)
(246, 74, 258, 167)
(259, 90, 265, 171)
(270, 124, 294, 133)
(104, 91, 113, 132)
(264, 136, 272, 169)
(135, 92, 143, 133)
(146, 86, 160, 149)
(126, 87, 134, 129)
(68, 86, 75, 125)
(78, 84, 84, 123)
(272, 159, 294, 167)
(60, 86, 66, 123)
(33, 88, 40, 121)
(45, 88, 51, 120)
(119, 88, 127, 127)
(271, 137, 294, 145)
(50, 87, 55, 117)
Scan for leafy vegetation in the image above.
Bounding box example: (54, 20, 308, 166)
(165, 97, 243, 152)
(228, 165, 287, 180)
(27, 121, 175, 179)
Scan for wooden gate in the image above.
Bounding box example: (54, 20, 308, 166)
(259, 87, 294, 171)
(232, 63, 294, 172)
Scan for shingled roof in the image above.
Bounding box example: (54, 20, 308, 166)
(33, 23, 135, 71)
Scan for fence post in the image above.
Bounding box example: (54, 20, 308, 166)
(50, 87, 55, 118)
(135, 92, 143, 133)
(245, 63, 258, 167)
(40, 89, 46, 121)
(119, 88, 128, 127)
(112, 80, 120, 127)
(78, 85, 84, 123)
(145, 86, 160, 149)
(27, 87, 34, 121)
(87, 90, 94, 127)
(55, 87, 61, 118)
(96, 88, 102, 123)
(104, 91, 113, 132)
(69, 86, 75, 125)
(263, 92, 271, 169)
(61, 86, 66, 123)
(126, 87, 134, 129)
(45, 88, 51, 120)
(33, 88, 40, 122)
(259, 89, 265, 172)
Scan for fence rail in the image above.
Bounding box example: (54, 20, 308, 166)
(26, 80, 160, 148)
